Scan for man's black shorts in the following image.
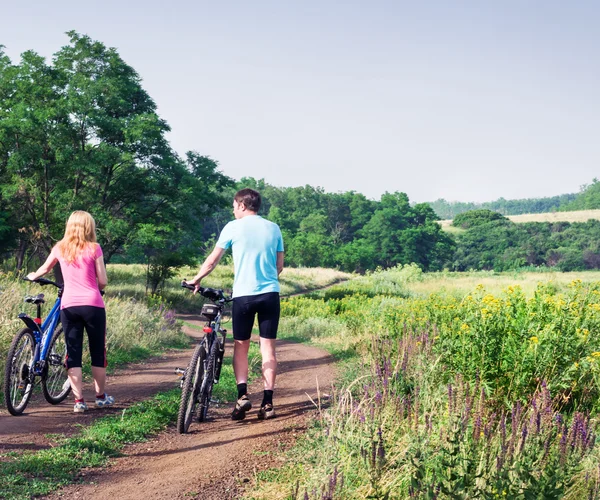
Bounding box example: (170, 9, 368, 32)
(232, 292, 280, 341)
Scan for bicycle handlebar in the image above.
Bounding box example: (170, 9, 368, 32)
(23, 277, 63, 289)
(181, 281, 232, 302)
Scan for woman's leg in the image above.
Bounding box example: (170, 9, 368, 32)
(61, 308, 85, 399)
(91, 366, 106, 395)
(84, 307, 108, 396)
(67, 367, 84, 400)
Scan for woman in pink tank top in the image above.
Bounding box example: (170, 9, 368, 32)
(27, 211, 114, 413)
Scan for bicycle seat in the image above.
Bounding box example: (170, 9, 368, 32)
(24, 294, 45, 305)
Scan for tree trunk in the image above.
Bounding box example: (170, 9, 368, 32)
(15, 239, 27, 271)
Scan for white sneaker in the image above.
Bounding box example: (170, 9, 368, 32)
(74, 401, 88, 413)
(95, 394, 115, 407)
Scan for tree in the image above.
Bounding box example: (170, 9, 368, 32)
(0, 33, 232, 280)
(359, 192, 454, 271)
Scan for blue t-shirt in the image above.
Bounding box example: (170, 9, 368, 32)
(216, 215, 284, 298)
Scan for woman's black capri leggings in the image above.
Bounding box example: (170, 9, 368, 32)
(60, 306, 107, 369)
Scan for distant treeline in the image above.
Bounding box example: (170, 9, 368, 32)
(426, 179, 600, 219)
(201, 179, 454, 273)
(450, 209, 600, 272)
(199, 179, 600, 274)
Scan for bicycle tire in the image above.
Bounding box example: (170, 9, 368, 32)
(177, 343, 206, 434)
(41, 325, 71, 404)
(197, 340, 218, 422)
(4, 328, 36, 416)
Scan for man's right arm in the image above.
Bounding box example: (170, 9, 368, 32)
(276, 251, 284, 276)
(187, 246, 226, 293)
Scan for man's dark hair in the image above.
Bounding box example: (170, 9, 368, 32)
(234, 188, 261, 212)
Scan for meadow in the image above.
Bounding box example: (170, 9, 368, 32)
(251, 265, 600, 499)
(0, 264, 350, 409)
(438, 208, 600, 229)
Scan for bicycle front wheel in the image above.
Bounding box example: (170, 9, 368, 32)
(197, 341, 218, 422)
(177, 343, 206, 434)
(42, 325, 71, 404)
(4, 328, 36, 416)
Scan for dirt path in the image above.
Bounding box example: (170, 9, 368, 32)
(1, 315, 336, 499)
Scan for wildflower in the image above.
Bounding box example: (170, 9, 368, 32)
(460, 323, 470, 332)
(591, 352, 600, 358)
(530, 336, 539, 344)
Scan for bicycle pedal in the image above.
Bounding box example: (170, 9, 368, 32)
(174, 368, 185, 377)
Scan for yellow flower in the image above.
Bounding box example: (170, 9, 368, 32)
(592, 352, 600, 358)
(530, 336, 539, 344)
(460, 323, 470, 332)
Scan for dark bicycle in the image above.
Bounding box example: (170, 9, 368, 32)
(4, 277, 71, 415)
(176, 282, 232, 433)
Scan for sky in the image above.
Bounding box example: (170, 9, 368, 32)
(2, 1, 599, 203)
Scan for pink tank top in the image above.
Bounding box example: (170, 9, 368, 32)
(50, 244, 105, 309)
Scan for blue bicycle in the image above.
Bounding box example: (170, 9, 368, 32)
(3, 277, 71, 415)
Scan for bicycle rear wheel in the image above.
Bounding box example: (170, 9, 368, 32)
(177, 343, 206, 434)
(42, 325, 71, 404)
(4, 328, 36, 416)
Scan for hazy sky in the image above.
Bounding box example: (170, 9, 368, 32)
(3, 1, 598, 202)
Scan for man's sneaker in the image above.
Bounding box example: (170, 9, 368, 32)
(257, 403, 276, 420)
(95, 394, 115, 407)
(231, 395, 252, 421)
(73, 401, 88, 413)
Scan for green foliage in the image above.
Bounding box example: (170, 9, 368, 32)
(452, 219, 600, 272)
(452, 209, 508, 229)
(216, 181, 454, 273)
(561, 178, 600, 211)
(0, 35, 232, 274)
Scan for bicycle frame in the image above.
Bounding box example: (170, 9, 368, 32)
(18, 278, 62, 376)
(18, 297, 61, 375)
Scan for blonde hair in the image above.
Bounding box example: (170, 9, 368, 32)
(56, 211, 97, 264)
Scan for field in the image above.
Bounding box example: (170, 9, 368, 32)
(251, 265, 600, 499)
(438, 208, 600, 229)
(0, 264, 351, 409)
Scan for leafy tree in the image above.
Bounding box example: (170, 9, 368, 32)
(0, 34, 232, 282)
(452, 209, 508, 229)
(359, 193, 454, 271)
(561, 178, 600, 211)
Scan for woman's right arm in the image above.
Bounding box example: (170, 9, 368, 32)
(26, 254, 58, 281)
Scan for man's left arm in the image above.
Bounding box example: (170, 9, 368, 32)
(276, 251, 284, 276)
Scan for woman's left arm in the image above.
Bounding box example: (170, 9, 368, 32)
(26, 254, 58, 281)
(95, 256, 108, 290)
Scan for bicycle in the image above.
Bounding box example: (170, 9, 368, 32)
(176, 282, 232, 434)
(3, 277, 71, 416)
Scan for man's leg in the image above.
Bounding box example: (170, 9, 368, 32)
(231, 296, 255, 420)
(257, 292, 279, 419)
(260, 338, 277, 391)
(233, 339, 250, 387)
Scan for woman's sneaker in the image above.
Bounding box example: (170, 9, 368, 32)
(231, 395, 252, 420)
(73, 401, 88, 413)
(95, 394, 115, 407)
(257, 403, 276, 420)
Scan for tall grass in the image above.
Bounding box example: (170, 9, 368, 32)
(250, 268, 600, 499)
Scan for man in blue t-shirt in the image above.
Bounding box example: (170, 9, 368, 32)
(186, 189, 284, 420)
